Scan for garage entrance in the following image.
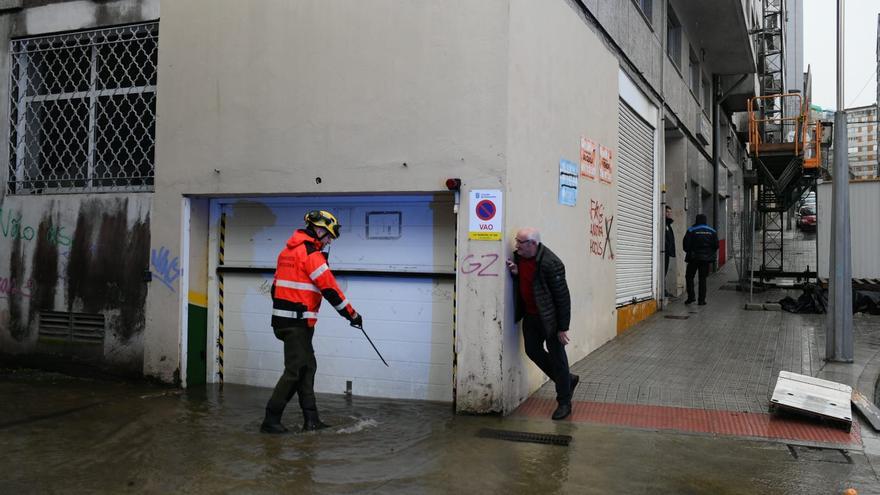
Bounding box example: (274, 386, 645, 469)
(211, 194, 456, 402)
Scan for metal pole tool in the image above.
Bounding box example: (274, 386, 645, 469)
(351, 322, 389, 367)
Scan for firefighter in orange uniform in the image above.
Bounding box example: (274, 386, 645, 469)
(260, 210, 361, 434)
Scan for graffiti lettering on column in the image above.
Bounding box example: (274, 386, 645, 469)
(151, 246, 182, 292)
(460, 253, 500, 277)
(589, 199, 614, 260)
(0, 277, 33, 298)
(0, 207, 71, 246)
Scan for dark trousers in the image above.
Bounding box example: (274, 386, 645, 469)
(522, 314, 572, 404)
(664, 255, 671, 276)
(685, 261, 710, 303)
(268, 324, 317, 412)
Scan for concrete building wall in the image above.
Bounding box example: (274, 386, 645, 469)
(0, 0, 158, 375)
(503, 0, 619, 412)
(664, 134, 687, 296)
(149, 0, 511, 411)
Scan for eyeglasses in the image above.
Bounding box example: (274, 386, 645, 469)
(515, 237, 535, 245)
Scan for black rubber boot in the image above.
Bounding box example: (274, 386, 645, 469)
(260, 401, 289, 434)
(302, 409, 330, 431)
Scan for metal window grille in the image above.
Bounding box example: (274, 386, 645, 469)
(7, 22, 158, 194)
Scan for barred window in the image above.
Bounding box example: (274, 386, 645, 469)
(8, 22, 158, 194)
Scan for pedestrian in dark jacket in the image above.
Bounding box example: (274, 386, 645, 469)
(682, 213, 719, 306)
(665, 205, 675, 277)
(506, 227, 579, 420)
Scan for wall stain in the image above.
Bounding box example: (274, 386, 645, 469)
(27, 213, 59, 328)
(7, 229, 25, 341)
(66, 198, 150, 342)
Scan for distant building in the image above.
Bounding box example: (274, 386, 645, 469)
(846, 105, 878, 178)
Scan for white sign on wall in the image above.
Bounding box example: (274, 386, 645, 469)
(468, 189, 502, 241)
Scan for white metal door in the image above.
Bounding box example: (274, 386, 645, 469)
(216, 195, 455, 402)
(616, 100, 656, 304)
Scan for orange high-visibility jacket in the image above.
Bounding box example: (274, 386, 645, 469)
(271, 229, 356, 328)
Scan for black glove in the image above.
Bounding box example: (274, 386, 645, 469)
(350, 313, 363, 328)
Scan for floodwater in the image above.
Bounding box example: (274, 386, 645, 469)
(1, 368, 876, 494)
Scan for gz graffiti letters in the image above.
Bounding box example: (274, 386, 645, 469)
(460, 253, 500, 277)
(589, 199, 614, 260)
(151, 246, 182, 292)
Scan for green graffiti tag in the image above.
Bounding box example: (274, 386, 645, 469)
(0, 207, 71, 246)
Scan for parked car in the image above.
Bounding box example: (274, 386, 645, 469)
(796, 206, 816, 232)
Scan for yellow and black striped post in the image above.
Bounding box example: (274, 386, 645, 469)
(218, 212, 226, 384)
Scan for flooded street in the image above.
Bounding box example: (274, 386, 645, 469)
(2, 368, 876, 494)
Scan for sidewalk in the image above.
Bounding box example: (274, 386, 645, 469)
(518, 261, 880, 481)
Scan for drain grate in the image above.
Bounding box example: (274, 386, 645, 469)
(787, 445, 852, 464)
(477, 428, 571, 446)
(664, 315, 689, 320)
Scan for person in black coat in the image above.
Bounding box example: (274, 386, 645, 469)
(506, 227, 579, 421)
(682, 213, 719, 305)
(664, 205, 675, 277)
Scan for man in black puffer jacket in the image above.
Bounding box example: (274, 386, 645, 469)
(506, 227, 579, 420)
(682, 213, 719, 306)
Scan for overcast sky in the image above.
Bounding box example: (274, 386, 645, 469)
(805, 0, 880, 110)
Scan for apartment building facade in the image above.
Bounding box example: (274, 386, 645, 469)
(0, 0, 758, 414)
(846, 104, 878, 178)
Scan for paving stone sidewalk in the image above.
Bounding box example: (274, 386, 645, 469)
(534, 262, 880, 415)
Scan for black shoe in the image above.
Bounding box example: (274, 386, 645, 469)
(684, 299, 696, 305)
(552, 402, 572, 420)
(698, 301, 707, 306)
(570, 374, 580, 396)
(260, 404, 289, 434)
(302, 409, 330, 431)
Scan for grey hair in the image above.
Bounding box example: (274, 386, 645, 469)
(518, 227, 541, 243)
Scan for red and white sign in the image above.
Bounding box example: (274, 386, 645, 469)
(599, 145, 614, 184)
(580, 137, 596, 179)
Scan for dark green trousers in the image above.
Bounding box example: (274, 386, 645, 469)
(268, 324, 317, 411)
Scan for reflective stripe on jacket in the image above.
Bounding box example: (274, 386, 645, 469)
(271, 229, 356, 328)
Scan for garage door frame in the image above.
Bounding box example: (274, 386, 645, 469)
(201, 194, 457, 402)
(616, 69, 661, 306)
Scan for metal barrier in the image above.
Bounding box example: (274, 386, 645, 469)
(747, 93, 807, 158)
(803, 121, 822, 169)
(7, 22, 159, 194)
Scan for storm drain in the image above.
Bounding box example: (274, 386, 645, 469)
(477, 428, 571, 446)
(787, 445, 853, 464)
(664, 315, 689, 320)
(38, 311, 105, 344)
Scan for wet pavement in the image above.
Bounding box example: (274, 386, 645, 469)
(3, 251, 880, 493)
(1, 364, 879, 494)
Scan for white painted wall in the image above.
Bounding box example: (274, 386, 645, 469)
(149, 0, 510, 411)
(503, 0, 619, 413)
(817, 180, 880, 279)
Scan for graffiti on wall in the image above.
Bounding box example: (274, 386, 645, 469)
(0, 277, 33, 298)
(151, 246, 182, 292)
(0, 206, 71, 246)
(589, 199, 614, 260)
(459, 253, 500, 277)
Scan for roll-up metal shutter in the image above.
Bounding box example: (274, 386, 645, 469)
(616, 99, 655, 304)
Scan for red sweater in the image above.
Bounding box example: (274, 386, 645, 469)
(518, 257, 539, 315)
